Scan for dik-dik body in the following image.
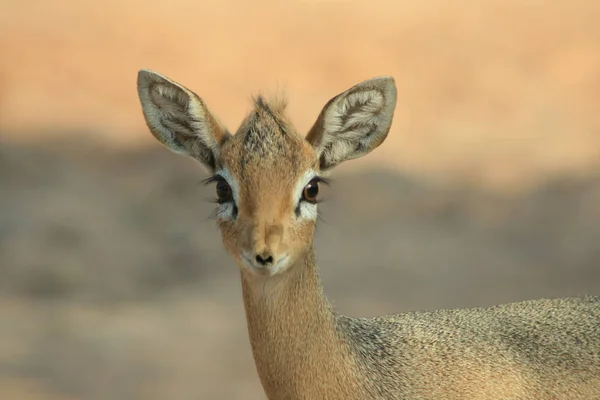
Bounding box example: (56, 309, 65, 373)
(136, 69, 600, 400)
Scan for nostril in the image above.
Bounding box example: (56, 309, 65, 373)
(255, 254, 274, 266)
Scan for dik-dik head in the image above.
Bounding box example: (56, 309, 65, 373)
(137, 70, 396, 277)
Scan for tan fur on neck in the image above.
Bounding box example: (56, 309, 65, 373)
(241, 250, 367, 399)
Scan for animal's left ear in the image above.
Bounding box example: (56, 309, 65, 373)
(305, 76, 397, 171)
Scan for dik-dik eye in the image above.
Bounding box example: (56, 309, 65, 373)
(216, 179, 233, 203)
(302, 179, 320, 204)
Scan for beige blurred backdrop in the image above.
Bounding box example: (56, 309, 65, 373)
(1, 0, 599, 399)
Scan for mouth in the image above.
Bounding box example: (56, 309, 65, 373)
(241, 253, 290, 276)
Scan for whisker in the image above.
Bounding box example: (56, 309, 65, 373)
(203, 208, 219, 223)
(317, 208, 327, 224)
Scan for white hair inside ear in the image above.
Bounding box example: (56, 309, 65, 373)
(306, 76, 397, 171)
(136, 69, 230, 171)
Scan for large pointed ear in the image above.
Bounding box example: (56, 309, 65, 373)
(137, 69, 230, 171)
(306, 76, 397, 171)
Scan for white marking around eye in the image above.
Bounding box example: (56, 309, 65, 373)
(214, 167, 239, 220)
(293, 169, 319, 221)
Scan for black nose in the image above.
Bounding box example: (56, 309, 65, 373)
(255, 254, 274, 266)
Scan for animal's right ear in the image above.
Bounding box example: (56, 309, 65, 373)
(137, 69, 230, 171)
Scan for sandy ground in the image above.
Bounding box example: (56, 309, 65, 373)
(1, 140, 599, 399)
(1, 0, 599, 399)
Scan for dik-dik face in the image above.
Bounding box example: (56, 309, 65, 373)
(137, 70, 396, 277)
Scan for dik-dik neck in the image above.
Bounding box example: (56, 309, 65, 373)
(240, 249, 366, 399)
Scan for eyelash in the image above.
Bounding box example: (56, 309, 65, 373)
(202, 175, 226, 187)
(202, 174, 330, 217)
(202, 175, 235, 209)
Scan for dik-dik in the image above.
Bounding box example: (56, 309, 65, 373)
(136, 69, 600, 400)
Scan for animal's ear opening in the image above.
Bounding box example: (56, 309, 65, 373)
(306, 76, 397, 172)
(136, 69, 230, 171)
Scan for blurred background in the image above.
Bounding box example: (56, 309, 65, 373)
(1, 0, 599, 398)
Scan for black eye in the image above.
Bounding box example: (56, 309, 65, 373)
(216, 180, 232, 203)
(302, 179, 319, 204)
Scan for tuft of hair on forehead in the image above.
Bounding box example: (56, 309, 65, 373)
(251, 93, 289, 122)
(240, 92, 295, 138)
(253, 92, 288, 112)
(231, 91, 306, 164)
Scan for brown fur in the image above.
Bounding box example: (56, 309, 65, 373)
(137, 69, 600, 400)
